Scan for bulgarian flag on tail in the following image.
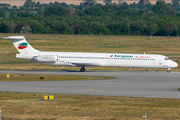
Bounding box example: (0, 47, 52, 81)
(18, 42, 28, 49)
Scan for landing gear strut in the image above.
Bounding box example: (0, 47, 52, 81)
(167, 68, 170, 73)
(80, 67, 85, 72)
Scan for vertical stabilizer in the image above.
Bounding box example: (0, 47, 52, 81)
(3, 36, 39, 54)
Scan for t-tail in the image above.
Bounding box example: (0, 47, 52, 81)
(4, 36, 40, 60)
(3, 36, 39, 54)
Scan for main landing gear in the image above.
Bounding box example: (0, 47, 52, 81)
(167, 68, 170, 73)
(80, 67, 85, 72)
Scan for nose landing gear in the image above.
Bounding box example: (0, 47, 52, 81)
(80, 67, 85, 72)
(167, 68, 170, 73)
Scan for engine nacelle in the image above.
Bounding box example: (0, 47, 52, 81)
(32, 55, 58, 62)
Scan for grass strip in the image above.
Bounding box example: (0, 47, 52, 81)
(0, 73, 116, 82)
(0, 92, 180, 119)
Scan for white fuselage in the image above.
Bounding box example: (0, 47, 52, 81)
(17, 51, 178, 69)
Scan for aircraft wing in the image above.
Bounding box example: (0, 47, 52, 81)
(71, 62, 101, 67)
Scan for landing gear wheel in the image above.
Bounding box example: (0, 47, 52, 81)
(80, 68, 85, 72)
(167, 68, 170, 73)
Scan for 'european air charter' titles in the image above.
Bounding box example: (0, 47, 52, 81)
(112, 55, 133, 58)
(111, 55, 150, 58)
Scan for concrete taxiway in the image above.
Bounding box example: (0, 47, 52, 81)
(0, 70, 180, 99)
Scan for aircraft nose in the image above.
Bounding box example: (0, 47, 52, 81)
(168, 61, 178, 68)
(171, 61, 178, 68)
(174, 62, 178, 68)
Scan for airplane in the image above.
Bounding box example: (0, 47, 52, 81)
(4, 36, 178, 72)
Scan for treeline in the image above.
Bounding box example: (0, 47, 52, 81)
(0, 0, 179, 36)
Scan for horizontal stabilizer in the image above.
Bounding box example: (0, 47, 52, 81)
(3, 36, 24, 40)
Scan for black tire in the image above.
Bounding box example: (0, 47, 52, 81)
(80, 68, 85, 72)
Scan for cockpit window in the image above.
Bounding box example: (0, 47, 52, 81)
(164, 57, 169, 60)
